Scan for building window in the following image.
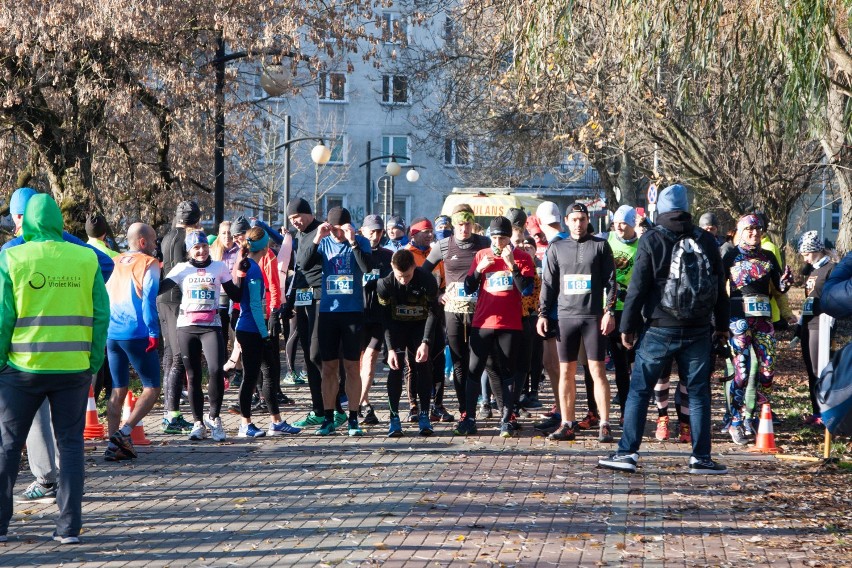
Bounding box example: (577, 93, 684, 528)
(382, 75, 409, 105)
(318, 72, 347, 102)
(382, 13, 407, 45)
(323, 195, 346, 216)
(381, 136, 410, 163)
(444, 139, 470, 166)
(832, 200, 841, 232)
(327, 135, 345, 165)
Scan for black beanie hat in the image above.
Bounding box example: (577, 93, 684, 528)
(286, 197, 312, 217)
(176, 200, 201, 225)
(326, 207, 352, 226)
(505, 207, 527, 228)
(230, 215, 251, 236)
(489, 216, 512, 237)
(85, 213, 108, 238)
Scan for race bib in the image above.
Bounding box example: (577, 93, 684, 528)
(363, 269, 381, 283)
(485, 270, 514, 293)
(186, 282, 216, 312)
(562, 274, 592, 295)
(294, 288, 314, 306)
(803, 297, 815, 316)
(447, 282, 477, 303)
(326, 275, 354, 295)
(743, 295, 771, 318)
(395, 304, 425, 318)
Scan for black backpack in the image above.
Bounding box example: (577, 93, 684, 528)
(657, 227, 718, 320)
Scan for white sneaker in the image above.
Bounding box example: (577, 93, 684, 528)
(204, 416, 227, 442)
(188, 421, 206, 441)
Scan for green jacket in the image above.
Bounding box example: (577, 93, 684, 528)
(0, 194, 109, 374)
(87, 237, 119, 259)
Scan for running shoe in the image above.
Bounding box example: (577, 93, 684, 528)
(524, 393, 543, 409)
(430, 406, 455, 423)
(453, 417, 477, 436)
(548, 422, 576, 441)
(161, 415, 193, 434)
(227, 402, 242, 415)
(803, 413, 822, 426)
(52, 533, 81, 545)
(189, 421, 207, 441)
(577, 411, 600, 430)
(476, 403, 492, 420)
(418, 412, 434, 436)
(282, 372, 304, 386)
(204, 416, 227, 442)
(297, 370, 308, 383)
(276, 392, 295, 405)
(598, 423, 614, 443)
(729, 423, 749, 445)
(743, 419, 756, 437)
(598, 453, 639, 473)
(406, 405, 419, 423)
(499, 422, 513, 438)
(688, 456, 728, 475)
(109, 430, 137, 458)
(251, 395, 268, 413)
(17, 481, 57, 504)
(517, 393, 532, 408)
(293, 411, 325, 428)
(103, 444, 134, 462)
(361, 405, 380, 425)
(237, 423, 266, 438)
(334, 411, 348, 429)
(315, 419, 336, 436)
(347, 418, 364, 437)
(387, 416, 403, 438)
(678, 423, 692, 444)
(533, 414, 561, 433)
(541, 404, 558, 418)
(655, 415, 670, 441)
(268, 420, 302, 436)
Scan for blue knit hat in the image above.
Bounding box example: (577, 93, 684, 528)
(185, 230, 208, 250)
(9, 187, 38, 215)
(612, 205, 637, 227)
(657, 184, 689, 214)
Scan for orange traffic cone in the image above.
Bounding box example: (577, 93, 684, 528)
(83, 385, 105, 440)
(750, 403, 781, 454)
(123, 391, 152, 446)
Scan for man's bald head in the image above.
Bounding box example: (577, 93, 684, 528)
(127, 222, 157, 255)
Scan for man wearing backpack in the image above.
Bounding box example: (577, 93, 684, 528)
(599, 184, 730, 474)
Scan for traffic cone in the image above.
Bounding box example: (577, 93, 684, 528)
(123, 391, 152, 446)
(83, 385, 105, 440)
(750, 403, 781, 454)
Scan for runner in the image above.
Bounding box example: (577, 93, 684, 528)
(231, 227, 302, 437)
(377, 249, 440, 436)
(537, 202, 617, 443)
(421, 204, 490, 416)
(287, 199, 345, 430)
(359, 214, 394, 425)
(454, 216, 536, 437)
(303, 207, 374, 436)
(104, 223, 161, 460)
(160, 230, 242, 441)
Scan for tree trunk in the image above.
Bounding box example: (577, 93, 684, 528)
(821, 81, 852, 254)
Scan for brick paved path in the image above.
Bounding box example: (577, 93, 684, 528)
(2, 369, 840, 567)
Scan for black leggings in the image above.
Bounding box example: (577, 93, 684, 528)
(92, 350, 112, 401)
(446, 311, 474, 413)
(296, 300, 324, 414)
(387, 322, 432, 417)
(258, 320, 281, 396)
(178, 326, 225, 422)
(285, 313, 299, 374)
(607, 311, 634, 410)
(157, 298, 185, 412)
(218, 306, 231, 350)
(236, 331, 278, 419)
(466, 328, 520, 422)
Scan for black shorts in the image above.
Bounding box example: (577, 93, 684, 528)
(318, 311, 363, 361)
(542, 317, 559, 340)
(556, 317, 606, 362)
(362, 322, 384, 351)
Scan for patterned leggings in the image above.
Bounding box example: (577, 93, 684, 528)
(728, 317, 776, 423)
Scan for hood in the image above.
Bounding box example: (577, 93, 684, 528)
(656, 210, 694, 235)
(22, 194, 64, 243)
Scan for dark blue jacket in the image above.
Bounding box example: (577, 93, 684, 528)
(823, 252, 852, 319)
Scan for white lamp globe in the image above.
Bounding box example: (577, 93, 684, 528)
(311, 144, 332, 165)
(386, 161, 402, 176)
(406, 169, 420, 183)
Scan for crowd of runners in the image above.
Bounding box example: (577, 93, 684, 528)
(2, 183, 851, 543)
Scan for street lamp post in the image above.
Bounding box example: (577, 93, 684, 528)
(358, 154, 424, 219)
(272, 134, 331, 214)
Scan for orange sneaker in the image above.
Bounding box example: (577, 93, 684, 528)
(655, 415, 669, 441)
(577, 411, 600, 430)
(678, 422, 691, 444)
